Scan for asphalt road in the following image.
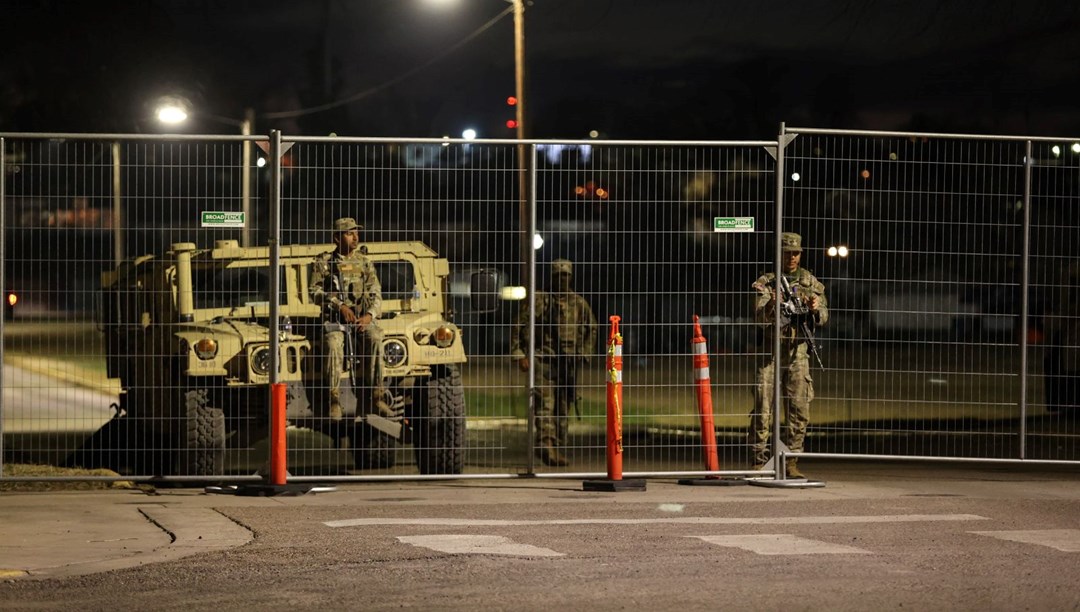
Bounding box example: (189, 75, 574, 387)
(1, 461, 1078, 611)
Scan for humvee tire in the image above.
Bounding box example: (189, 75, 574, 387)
(413, 364, 465, 474)
(353, 422, 398, 470)
(180, 389, 225, 476)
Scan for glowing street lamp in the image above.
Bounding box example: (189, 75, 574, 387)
(156, 103, 188, 124)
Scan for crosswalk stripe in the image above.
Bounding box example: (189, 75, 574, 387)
(397, 535, 564, 557)
(691, 534, 872, 555)
(970, 529, 1080, 552)
(325, 514, 987, 528)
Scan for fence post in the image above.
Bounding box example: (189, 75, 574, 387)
(232, 130, 314, 496)
(525, 143, 538, 474)
(1019, 139, 1033, 458)
(773, 123, 788, 479)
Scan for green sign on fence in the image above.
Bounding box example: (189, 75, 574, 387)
(713, 217, 754, 233)
(201, 211, 246, 228)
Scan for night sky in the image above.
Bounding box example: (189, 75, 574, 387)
(2, 0, 1080, 139)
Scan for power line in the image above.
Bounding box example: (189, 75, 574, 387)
(262, 5, 514, 121)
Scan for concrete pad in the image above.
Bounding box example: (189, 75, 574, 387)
(0, 493, 253, 579)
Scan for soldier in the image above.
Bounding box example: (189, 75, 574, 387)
(310, 217, 388, 421)
(511, 259, 598, 466)
(749, 232, 829, 478)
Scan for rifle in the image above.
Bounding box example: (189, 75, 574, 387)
(778, 274, 824, 368)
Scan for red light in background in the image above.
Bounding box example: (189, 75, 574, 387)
(506, 96, 518, 106)
(506, 119, 518, 129)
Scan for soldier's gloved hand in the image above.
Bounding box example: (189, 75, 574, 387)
(517, 358, 530, 372)
(339, 304, 358, 324)
(806, 295, 820, 311)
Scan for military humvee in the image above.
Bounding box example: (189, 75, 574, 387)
(83, 239, 492, 476)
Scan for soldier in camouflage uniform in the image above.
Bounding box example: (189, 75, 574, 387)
(511, 259, 598, 466)
(749, 232, 828, 478)
(310, 217, 387, 421)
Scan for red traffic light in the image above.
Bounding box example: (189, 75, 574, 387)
(506, 96, 518, 106)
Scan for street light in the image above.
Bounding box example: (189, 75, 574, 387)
(155, 100, 256, 247)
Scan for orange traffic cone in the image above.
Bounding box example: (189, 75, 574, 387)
(584, 315, 645, 492)
(678, 315, 745, 487)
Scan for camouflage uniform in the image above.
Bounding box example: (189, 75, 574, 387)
(749, 233, 828, 468)
(511, 259, 598, 464)
(310, 218, 384, 415)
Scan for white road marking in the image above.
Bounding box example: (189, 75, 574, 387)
(397, 535, 564, 557)
(325, 514, 987, 528)
(657, 504, 685, 513)
(692, 534, 872, 555)
(970, 529, 1080, 552)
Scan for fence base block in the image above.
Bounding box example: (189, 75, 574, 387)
(205, 484, 331, 497)
(677, 477, 748, 486)
(582, 478, 647, 492)
(746, 478, 826, 489)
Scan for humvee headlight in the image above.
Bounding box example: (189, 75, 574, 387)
(433, 325, 455, 348)
(383, 339, 407, 367)
(194, 338, 218, 360)
(251, 346, 272, 376)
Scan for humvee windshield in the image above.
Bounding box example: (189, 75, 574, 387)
(374, 261, 416, 301)
(191, 265, 284, 310)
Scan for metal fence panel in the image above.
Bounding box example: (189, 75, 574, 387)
(783, 128, 1079, 462)
(527, 141, 778, 476)
(1, 135, 266, 480)
(1028, 139, 1080, 459)
(275, 138, 528, 477)
(3, 129, 1078, 484)
(274, 138, 777, 479)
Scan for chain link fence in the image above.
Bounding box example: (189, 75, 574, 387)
(1, 129, 1077, 483)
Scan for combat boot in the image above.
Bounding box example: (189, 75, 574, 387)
(785, 459, 805, 479)
(329, 391, 344, 422)
(751, 453, 769, 471)
(536, 440, 569, 467)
